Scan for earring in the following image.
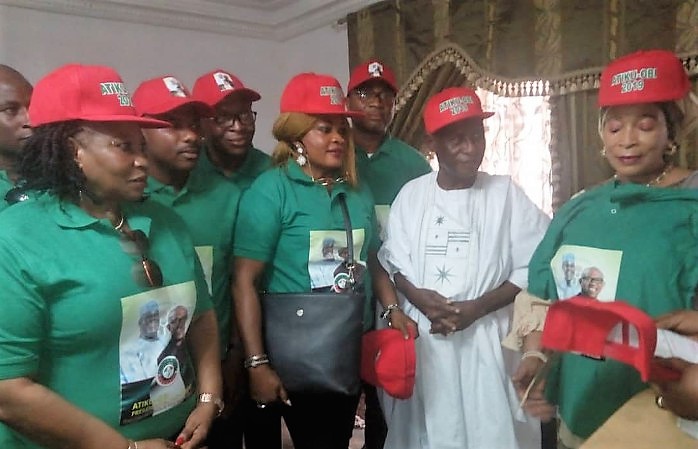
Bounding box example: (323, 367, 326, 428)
(600, 148, 607, 157)
(666, 141, 678, 157)
(295, 143, 307, 166)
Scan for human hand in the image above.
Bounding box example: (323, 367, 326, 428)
(411, 289, 459, 334)
(449, 300, 487, 332)
(387, 309, 419, 339)
(511, 357, 556, 422)
(174, 400, 219, 449)
(248, 365, 290, 408)
(656, 310, 698, 337)
(654, 358, 698, 420)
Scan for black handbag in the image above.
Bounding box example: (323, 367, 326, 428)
(262, 193, 365, 395)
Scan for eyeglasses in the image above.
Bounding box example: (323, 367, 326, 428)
(351, 88, 395, 103)
(213, 111, 257, 127)
(119, 227, 164, 288)
(581, 276, 604, 283)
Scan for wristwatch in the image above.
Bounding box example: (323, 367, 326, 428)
(198, 393, 224, 417)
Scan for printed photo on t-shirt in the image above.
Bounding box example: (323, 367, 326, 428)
(308, 229, 365, 292)
(551, 245, 622, 302)
(118, 281, 197, 425)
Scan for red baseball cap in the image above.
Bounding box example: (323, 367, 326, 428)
(598, 49, 690, 107)
(423, 86, 494, 134)
(29, 64, 169, 128)
(280, 73, 362, 117)
(541, 296, 679, 382)
(361, 328, 416, 399)
(192, 69, 261, 107)
(133, 75, 213, 117)
(347, 59, 398, 93)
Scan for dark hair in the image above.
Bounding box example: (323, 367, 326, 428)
(18, 121, 86, 202)
(658, 101, 684, 142)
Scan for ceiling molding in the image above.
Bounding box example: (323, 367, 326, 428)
(0, 0, 379, 41)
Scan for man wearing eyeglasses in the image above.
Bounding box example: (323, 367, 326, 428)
(192, 71, 273, 448)
(0, 65, 32, 210)
(192, 70, 270, 190)
(346, 59, 431, 449)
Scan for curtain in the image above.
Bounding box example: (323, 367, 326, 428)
(347, 0, 698, 207)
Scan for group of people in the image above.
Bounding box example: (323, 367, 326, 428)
(0, 47, 697, 449)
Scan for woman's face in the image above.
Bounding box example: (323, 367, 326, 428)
(601, 103, 670, 184)
(299, 115, 349, 178)
(72, 122, 148, 203)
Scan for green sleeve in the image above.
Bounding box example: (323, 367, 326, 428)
(233, 172, 282, 262)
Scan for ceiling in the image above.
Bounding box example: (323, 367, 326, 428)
(2, 0, 382, 41)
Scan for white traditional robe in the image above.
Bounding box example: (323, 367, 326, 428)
(378, 172, 549, 449)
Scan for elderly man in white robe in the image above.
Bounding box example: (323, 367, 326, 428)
(378, 86, 549, 449)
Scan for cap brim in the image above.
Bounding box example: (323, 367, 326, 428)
(427, 111, 495, 134)
(219, 88, 261, 104)
(79, 115, 171, 128)
(348, 77, 398, 94)
(138, 98, 214, 118)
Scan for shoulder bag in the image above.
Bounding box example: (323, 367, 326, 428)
(261, 192, 365, 395)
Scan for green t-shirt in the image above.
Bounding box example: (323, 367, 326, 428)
(0, 169, 14, 213)
(146, 169, 241, 359)
(527, 181, 698, 439)
(355, 136, 431, 233)
(0, 194, 212, 447)
(195, 145, 271, 191)
(234, 162, 379, 326)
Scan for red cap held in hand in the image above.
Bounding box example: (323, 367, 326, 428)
(361, 328, 416, 399)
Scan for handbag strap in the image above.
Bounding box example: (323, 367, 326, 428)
(337, 193, 357, 285)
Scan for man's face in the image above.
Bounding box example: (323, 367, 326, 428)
(580, 268, 605, 298)
(0, 71, 32, 156)
(139, 310, 160, 340)
(167, 307, 188, 342)
(142, 105, 202, 173)
(562, 260, 575, 282)
(431, 118, 486, 186)
(203, 94, 255, 158)
(346, 80, 395, 136)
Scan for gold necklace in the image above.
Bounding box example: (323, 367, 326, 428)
(613, 164, 673, 187)
(646, 164, 673, 187)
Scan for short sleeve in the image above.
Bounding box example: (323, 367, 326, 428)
(0, 239, 45, 379)
(234, 173, 282, 262)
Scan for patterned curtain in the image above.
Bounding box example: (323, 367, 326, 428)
(347, 0, 698, 209)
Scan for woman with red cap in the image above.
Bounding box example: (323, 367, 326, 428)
(507, 49, 698, 448)
(0, 64, 222, 449)
(232, 72, 416, 449)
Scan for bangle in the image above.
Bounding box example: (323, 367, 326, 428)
(244, 353, 270, 369)
(198, 392, 225, 417)
(380, 303, 401, 320)
(522, 350, 548, 363)
(127, 440, 138, 449)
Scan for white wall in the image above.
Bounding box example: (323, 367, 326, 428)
(0, 4, 350, 153)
